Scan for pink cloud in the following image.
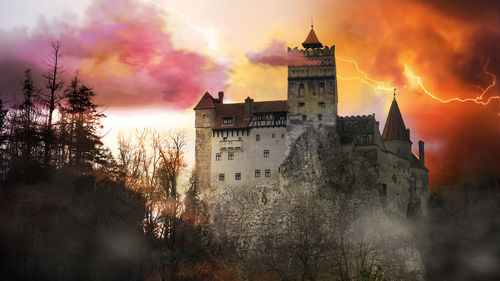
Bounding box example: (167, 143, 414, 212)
(246, 39, 321, 67)
(0, 0, 229, 109)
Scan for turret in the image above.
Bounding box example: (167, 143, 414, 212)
(194, 92, 217, 189)
(286, 24, 338, 144)
(382, 91, 412, 159)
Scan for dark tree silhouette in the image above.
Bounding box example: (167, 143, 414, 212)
(5, 69, 44, 182)
(42, 41, 64, 168)
(59, 72, 105, 170)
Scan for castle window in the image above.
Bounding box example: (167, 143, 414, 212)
(309, 81, 315, 95)
(265, 169, 271, 177)
(302, 115, 307, 121)
(319, 83, 325, 95)
(299, 83, 305, 97)
(256, 134, 260, 141)
(215, 153, 221, 161)
(228, 152, 234, 160)
(272, 134, 275, 138)
(222, 117, 233, 125)
(281, 133, 285, 138)
(219, 173, 225, 181)
(235, 173, 241, 180)
(298, 102, 305, 108)
(264, 149, 270, 158)
(318, 114, 322, 121)
(318, 102, 325, 107)
(255, 170, 261, 178)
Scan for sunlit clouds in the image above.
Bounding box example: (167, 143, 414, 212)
(1, 0, 500, 188)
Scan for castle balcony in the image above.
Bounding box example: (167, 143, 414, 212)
(219, 139, 242, 150)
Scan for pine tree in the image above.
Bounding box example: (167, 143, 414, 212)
(6, 69, 44, 181)
(59, 73, 105, 171)
(0, 97, 8, 180)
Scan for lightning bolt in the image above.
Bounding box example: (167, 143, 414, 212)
(337, 56, 499, 106)
(404, 59, 498, 105)
(337, 57, 394, 92)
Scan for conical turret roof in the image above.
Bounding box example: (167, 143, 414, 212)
(302, 26, 323, 49)
(382, 98, 410, 141)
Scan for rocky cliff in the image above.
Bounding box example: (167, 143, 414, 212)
(202, 125, 425, 280)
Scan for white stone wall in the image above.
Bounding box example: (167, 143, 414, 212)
(210, 127, 287, 188)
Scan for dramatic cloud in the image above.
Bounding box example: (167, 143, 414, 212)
(0, 0, 229, 109)
(246, 39, 321, 67)
(245, 0, 500, 188)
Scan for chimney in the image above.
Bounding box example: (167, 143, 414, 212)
(244, 96, 254, 120)
(418, 140, 425, 166)
(218, 91, 224, 104)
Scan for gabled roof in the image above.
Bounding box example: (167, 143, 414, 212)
(194, 92, 215, 110)
(302, 26, 323, 49)
(382, 98, 410, 141)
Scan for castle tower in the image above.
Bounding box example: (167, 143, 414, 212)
(382, 94, 412, 159)
(286, 25, 338, 143)
(194, 92, 218, 188)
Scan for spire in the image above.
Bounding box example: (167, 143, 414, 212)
(302, 23, 323, 49)
(382, 96, 410, 141)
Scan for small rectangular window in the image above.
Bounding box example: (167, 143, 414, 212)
(216, 153, 221, 161)
(255, 170, 261, 178)
(272, 134, 275, 138)
(281, 133, 285, 138)
(256, 134, 260, 141)
(235, 173, 241, 180)
(319, 83, 325, 95)
(299, 83, 305, 97)
(318, 114, 322, 121)
(298, 102, 305, 108)
(228, 152, 234, 160)
(219, 173, 225, 181)
(222, 117, 233, 125)
(264, 149, 270, 158)
(265, 169, 271, 177)
(318, 102, 325, 107)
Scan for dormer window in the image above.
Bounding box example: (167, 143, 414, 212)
(222, 117, 234, 125)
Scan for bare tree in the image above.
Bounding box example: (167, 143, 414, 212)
(42, 41, 64, 168)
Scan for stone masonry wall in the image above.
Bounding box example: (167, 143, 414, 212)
(202, 125, 425, 280)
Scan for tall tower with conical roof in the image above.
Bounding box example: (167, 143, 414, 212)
(382, 92, 412, 159)
(286, 25, 338, 142)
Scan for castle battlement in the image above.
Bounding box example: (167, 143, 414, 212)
(194, 26, 429, 219)
(338, 114, 376, 121)
(287, 45, 336, 57)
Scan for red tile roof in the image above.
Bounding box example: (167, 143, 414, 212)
(302, 27, 323, 49)
(194, 92, 215, 110)
(382, 98, 410, 141)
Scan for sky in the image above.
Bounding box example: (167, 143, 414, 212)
(1, 0, 500, 190)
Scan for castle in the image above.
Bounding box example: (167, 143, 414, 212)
(194, 26, 429, 217)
